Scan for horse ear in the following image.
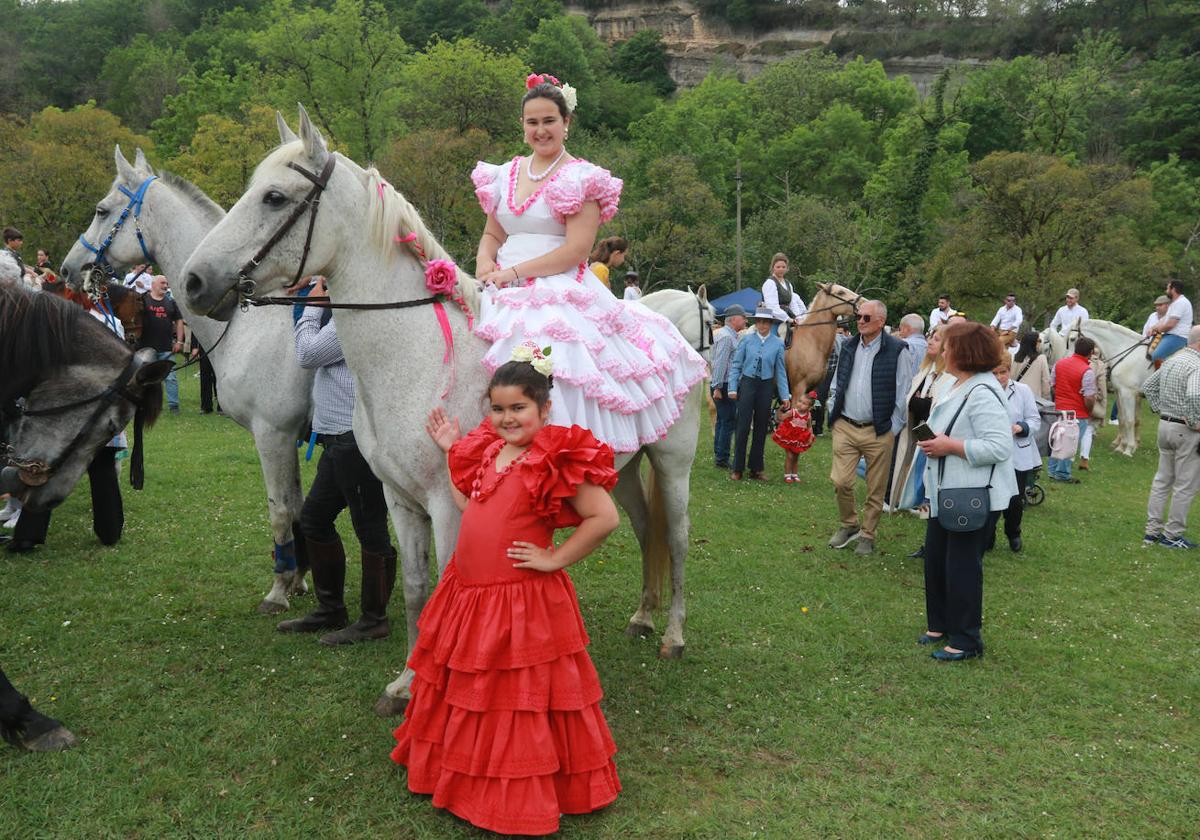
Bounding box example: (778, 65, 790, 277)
(297, 103, 329, 165)
(819, 282, 830, 293)
(697, 284, 708, 303)
(276, 111, 299, 145)
(114, 145, 137, 184)
(133, 147, 151, 174)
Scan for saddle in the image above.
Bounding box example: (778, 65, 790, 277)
(1146, 333, 1163, 361)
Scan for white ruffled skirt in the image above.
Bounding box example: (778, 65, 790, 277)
(475, 235, 708, 453)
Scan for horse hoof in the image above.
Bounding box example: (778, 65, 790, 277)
(658, 644, 685, 660)
(286, 576, 309, 597)
(256, 598, 288, 615)
(625, 622, 654, 638)
(23, 726, 79, 752)
(373, 692, 408, 718)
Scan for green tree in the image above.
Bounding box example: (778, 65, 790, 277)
(1144, 155, 1200, 281)
(100, 34, 191, 132)
(395, 38, 528, 137)
(253, 0, 408, 160)
(0, 104, 153, 259)
(1122, 44, 1200, 173)
(167, 105, 280, 209)
(152, 62, 263, 157)
(394, 0, 490, 48)
(525, 16, 597, 104)
(480, 0, 564, 51)
(612, 29, 675, 96)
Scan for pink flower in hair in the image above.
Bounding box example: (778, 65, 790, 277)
(526, 73, 544, 90)
(424, 259, 458, 296)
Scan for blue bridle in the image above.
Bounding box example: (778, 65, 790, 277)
(78, 175, 157, 278)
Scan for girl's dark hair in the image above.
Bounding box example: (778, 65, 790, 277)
(522, 83, 571, 120)
(1014, 331, 1039, 363)
(590, 236, 628, 265)
(488, 360, 553, 408)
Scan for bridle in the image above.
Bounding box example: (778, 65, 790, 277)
(3, 355, 153, 492)
(695, 294, 713, 353)
(210, 156, 337, 315)
(792, 286, 863, 328)
(78, 175, 157, 289)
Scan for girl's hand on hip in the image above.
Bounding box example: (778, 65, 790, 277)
(509, 541, 559, 572)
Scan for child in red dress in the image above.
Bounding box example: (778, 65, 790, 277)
(772, 390, 817, 484)
(391, 347, 622, 835)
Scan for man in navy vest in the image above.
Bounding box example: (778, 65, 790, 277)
(826, 300, 913, 556)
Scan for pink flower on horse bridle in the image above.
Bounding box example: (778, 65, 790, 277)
(424, 259, 458, 296)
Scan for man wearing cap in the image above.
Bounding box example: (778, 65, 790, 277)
(622, 271, 641, 301)
(710, 303, 748, 469)
(1050, 289, 1089, 336)
(1147, 279, 1193, 366)
(826, 299, 912, 556)
(728, 305, 791, 481)
(990, 293, 1024, 332)
(1144, 295, 1171, 338)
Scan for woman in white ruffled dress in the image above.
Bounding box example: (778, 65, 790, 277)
(471, 75, 708, 454)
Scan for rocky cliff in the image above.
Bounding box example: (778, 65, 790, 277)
(567, 1, 981, 94)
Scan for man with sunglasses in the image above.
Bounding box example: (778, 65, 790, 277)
(826, 300, 913, 556)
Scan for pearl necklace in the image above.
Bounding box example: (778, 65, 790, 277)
(526, 148, 567, 182)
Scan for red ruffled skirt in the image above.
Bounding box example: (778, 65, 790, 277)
(391, 560, 620, 835)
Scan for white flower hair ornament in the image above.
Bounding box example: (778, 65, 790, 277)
(560, 83, 578, 113)
(510, 341, 554, 378)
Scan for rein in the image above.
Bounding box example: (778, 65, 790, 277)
(1098, 335, 1152, 376)
(244, 294, 440, 311)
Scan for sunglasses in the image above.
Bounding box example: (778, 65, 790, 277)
(856, 314, 874, 322)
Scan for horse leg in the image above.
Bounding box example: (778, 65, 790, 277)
(613, 454, 656, 639)
(252, 427, 306, 614)
(1119, 388, 1139, 457)
(0, 668, 77, 752)
(374, 493, 430, 717)
(645, 447, 692, 660)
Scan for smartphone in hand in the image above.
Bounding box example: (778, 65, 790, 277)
(912, 422, 936, 442)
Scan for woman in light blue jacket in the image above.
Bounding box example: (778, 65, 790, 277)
(988, 356, 1041, 554)
(916, 322, 1017, 661)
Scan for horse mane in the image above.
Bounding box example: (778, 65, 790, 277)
(153, 168, 226, 224)
(0, 284, 84, 399)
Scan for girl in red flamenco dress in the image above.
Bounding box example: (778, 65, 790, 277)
(773, 390, 818, 484)
(391, 345, 622, 835)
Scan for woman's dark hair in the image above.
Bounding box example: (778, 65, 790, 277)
(521, 83, 571, 121)
(590, 236, 628, 265)
(488, 359, 553, 408)
(1014, 331, 1039, 363)
(942, 321, 1005, 373)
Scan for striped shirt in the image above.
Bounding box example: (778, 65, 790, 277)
(1142, 346, 1200, 428)
(295, 307, 355, 434)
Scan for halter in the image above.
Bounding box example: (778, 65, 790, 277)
(78, 175, 157, 285)
(226, 157, 337, 311)
(3, 354, 153, 492)
(695, 294, 713, 353)
(792, 286, 863, 328)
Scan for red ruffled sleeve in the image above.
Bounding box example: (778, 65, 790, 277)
(447, 420, 501, 496)
(519, 425, 618, 528)
(545, 161, 622, 225)
(470, 160, 503, 216)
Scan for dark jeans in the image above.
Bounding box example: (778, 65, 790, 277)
(811, 371, 833, 435)
(923, 513, 999, 653)
(199, 351, 219, 413)
(732, 376, 775, 474)
(13, 448, 123, 547)
(1000, 468, 1034, 540)
(713, 388, 737, 465)
(300, 432, 392, 553)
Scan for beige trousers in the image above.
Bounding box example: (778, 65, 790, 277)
(830, 420, 895, 541)
(1146, 420, 1200, 539)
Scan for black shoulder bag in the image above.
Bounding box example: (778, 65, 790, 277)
(936, 385, 1004, 533)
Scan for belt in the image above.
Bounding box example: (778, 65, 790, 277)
(1161, 415, 1190, 426)
(318, 430, 356, 444)
(840, 417, 873, 429)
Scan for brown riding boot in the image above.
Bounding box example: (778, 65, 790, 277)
(319, 547, 397, 645)
(276, 537, 349, 633)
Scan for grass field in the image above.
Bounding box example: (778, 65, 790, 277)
(2, 372, 1198, 838)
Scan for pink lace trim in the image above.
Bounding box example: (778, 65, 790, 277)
(489, 282, 599, 310)
(506, 157, 583, 217)
(545, 165, 623, 225)
(471, 161, 500, 215)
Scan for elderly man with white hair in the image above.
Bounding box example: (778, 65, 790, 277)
(1141, 324, 1200, 549)
(897, 313, 927, 382)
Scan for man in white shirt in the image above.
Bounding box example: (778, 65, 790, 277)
(124, 263, 153, 294)
(1149, 279, 1193, 365)
(990, 294, 1023, 332)
(1050, 288, 1089, 335)
(928, 294, 952, 332)
(1143, 295, 1170, 337)
(622, 271, 641, 301)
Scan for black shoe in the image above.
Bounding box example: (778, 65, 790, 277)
(714, 461, 730, 470)
(931, 648, 982, 661)
(917, 633, 944, 645)
(1009, 536, 1022, 552)
(7, 539, 38, 554)
(908, 545, 925, 559)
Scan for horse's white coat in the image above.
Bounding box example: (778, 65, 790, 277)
(1080, 319, 1153, 456)
(181, 108, 704, 705)
(61, 147, 316, 611)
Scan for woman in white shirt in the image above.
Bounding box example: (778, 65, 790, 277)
(988, 356, 1041, 553)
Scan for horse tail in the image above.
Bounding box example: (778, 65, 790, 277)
(644, 465, 671, 611)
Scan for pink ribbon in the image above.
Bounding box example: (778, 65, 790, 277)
(432, 300, 455, 399)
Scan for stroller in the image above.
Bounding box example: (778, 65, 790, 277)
(1025, 398, 1068, 507)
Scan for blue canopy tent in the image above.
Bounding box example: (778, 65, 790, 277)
(710, 288, 762, 317)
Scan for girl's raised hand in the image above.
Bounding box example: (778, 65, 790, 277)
(426, 407, 461, 452)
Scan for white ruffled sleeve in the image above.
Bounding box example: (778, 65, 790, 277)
(471, 160, 503, 216)
(545, 161, 622, 225)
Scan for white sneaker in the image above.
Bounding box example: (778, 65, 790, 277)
(3, 511, 19, 529)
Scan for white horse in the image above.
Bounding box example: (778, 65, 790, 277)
(638, 286, 715, 364)
(180, 107, 703, 712)
(60, 145, 316, 613)
(1080, 319, 1153, 456)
